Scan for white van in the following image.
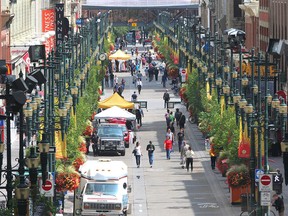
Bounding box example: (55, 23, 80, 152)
(75, 159, 131, 216)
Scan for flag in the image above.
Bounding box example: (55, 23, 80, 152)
(220, 95, 225, 117)
(206, 82, 212, 100)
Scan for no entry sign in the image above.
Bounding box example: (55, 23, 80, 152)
(40, 179, 54, 197)
(259, 174, 272, 191)
(42, 180, 53, 191)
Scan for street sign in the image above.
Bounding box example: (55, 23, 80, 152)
(42, 180, 52, 191)
(259, 174, 272, 191)
(260, 191, 271, 206)
(181, 69, 186, 74)
(255, 169, 264, 182)
(40, 179, 54, 197)
(36, 146, 56, 153)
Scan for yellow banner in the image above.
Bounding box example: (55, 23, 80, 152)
(206, 82, 212, 100)
(220, 95, 225, 117)
(55, 131, 67, 159)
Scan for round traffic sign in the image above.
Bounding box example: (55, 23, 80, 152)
(42, 180, 53, 191)
(181, 69, 186, 74)
(260, 175, 271, 186)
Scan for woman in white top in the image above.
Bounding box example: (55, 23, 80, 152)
(185, 146, 195, 172)
(133, 142, 142, 168)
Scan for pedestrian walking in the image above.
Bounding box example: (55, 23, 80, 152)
(164, 136, 173, 160)
(179, 112, 186, 129)
(91, 131, 98, 156)
(109, 72, 114, 88)
(161, 74, 167, 88)
(133, 142, 142, 168)
(163, 89, 170, 108)
(136, 78, 143, 94)
(185, 146, 194, 172)
(180, 141, 189, 169)
(144, 66, 149, 80)
(174, 108, 181, 127)
(272, 194, 285, 216)
(135, 106, 144, 127)
(146, 141, 155, 168)
(209, 142, 217, 170)
(154, 67, 159, 81)
(105, 71, 109, 87)
(177, 128, 185, 152)
(166, 128, 174, 143)
(131, 91, 138, 102)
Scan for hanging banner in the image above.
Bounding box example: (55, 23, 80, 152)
(42, 9, 55, 32)
(55, 3, 64, 56)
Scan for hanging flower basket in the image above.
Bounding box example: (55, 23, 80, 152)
(56, 172, 80, 192)
(73, 154, 86, 171)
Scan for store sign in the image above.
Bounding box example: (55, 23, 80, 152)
(42, 9, 55, 32)
(55, 3, 64, 55)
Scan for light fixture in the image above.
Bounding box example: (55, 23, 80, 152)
(25, 146, 40, 186)
(239, 97, 247, 109)
(38, 133, 50, 184)
(215, 77, 222, 87)
(271, 95, 280, 109)
(244, 103, 253, 114)
(222, 84, 230, 95)
(279, 99, 287, 115)
(224, 65, 230, 73)
(233, 92, 241, 104)
(252, 84, 258, 94)
(241, 74, 249, 87)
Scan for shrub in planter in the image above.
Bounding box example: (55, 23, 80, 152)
(216, 151, 229, 177)
(226, 164, 251, 188)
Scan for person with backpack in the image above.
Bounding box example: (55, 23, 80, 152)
(131, 91, 138, 102)
(179, 112, 186, 129)
(135, 106, 144, 127)
(272, 193, 285, 216)
(146, 141, 155, 168)
(163, 89, 170, 108)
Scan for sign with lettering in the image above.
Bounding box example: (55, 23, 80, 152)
(42, 9, 55, 32)
(55, 3, 64, 56)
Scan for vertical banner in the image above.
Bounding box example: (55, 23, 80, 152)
(55, 3, 64, 56)
(42, 9, 55, 32)
(42, 9, 55, 55)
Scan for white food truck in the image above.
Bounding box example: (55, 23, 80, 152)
(75, 159, 131, 216)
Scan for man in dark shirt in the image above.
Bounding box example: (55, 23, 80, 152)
(272, 194, 284, 216)
(177, 128, 185, 152)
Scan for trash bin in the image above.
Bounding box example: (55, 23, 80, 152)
(241, 194, 249, 212)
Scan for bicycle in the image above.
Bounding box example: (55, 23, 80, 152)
(240, 208, 276, 216)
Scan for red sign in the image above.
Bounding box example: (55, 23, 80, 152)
(42, 9, 55, 32)
(42, 180, 53, 191)
(181, 69, 186, 74)
(260, 175, 271, 186)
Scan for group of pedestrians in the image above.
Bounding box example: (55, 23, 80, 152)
(132, 141, 155, 168)
(162, 107, 194, 172)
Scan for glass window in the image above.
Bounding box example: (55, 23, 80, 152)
(84, 183, 119, 195)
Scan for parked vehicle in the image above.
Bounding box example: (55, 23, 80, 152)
(107, 119, 136, 148)
(97, 123, 126, 156)
(75, 159, 131, 216)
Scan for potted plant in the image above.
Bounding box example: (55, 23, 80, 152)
(216, 151, 229, 177)
(226, 164, 251, 204)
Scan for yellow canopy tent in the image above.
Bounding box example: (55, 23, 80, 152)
(109, 49, 131, 60)
(98, 93, 134, 109)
